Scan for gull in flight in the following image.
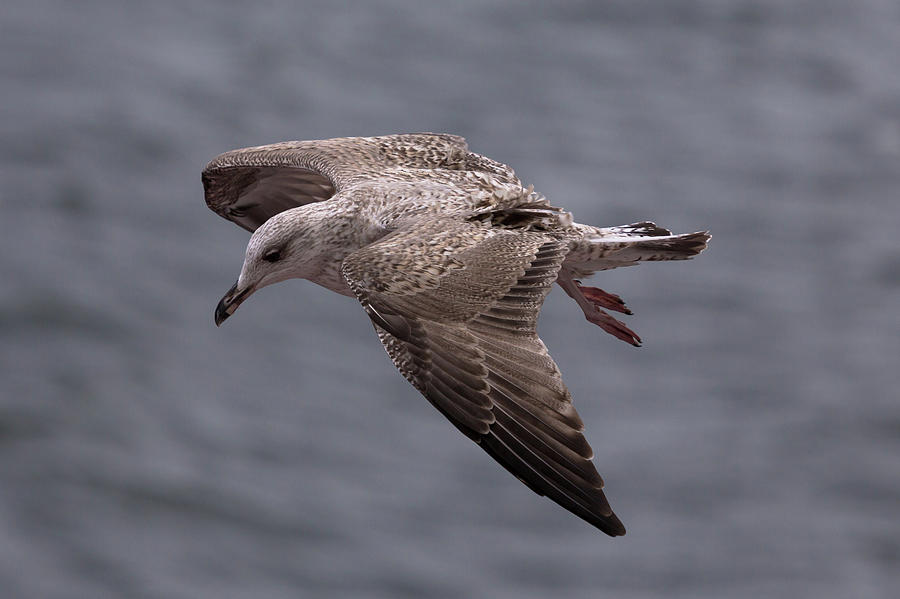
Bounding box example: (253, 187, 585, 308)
(204, 133, 709, 536)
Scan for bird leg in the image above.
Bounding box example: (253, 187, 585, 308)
(557, 273, 642, 346)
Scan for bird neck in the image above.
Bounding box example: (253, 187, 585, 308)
(295, 201, 369, 296)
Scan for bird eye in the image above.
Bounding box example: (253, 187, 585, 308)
(263, 249, 282, 263)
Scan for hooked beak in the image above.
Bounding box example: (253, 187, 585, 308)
(214, 280, 254, 326)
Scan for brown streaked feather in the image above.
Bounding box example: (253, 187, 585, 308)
(203, 133, 515, 232)
(342, 220, 626, 536)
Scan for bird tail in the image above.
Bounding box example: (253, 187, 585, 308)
(565, 222, 710, 275)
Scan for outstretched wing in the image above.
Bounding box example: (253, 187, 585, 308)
(341, 219, 626, 536)
(203, 133, 517, 232)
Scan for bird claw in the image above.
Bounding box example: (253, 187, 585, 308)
(584, 308, 642, 347)
(574, 281, 632, 315)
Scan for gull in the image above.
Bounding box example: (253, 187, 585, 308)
(203, 133, 709, 536)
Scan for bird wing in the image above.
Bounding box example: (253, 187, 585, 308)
(341, 219, 625, 536)
(203, 133, 519, 232)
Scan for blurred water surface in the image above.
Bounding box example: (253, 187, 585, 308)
(2, 1, 899, 597)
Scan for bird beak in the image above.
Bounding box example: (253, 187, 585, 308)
(215, 280, 253, 326)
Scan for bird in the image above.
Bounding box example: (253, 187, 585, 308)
(203, 133, 709, 536)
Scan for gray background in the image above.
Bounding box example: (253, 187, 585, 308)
(2, 1, 899, 598)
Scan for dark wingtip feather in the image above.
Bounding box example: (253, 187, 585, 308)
(598, 512, 627, 537)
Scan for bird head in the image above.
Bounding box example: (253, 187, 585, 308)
(214, 208, 319, 326)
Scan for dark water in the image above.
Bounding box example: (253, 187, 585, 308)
(2, 1, 899, 597)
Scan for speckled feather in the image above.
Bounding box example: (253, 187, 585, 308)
(204, 133, 710, 536)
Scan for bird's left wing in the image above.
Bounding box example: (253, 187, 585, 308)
(341, 219, 626, 535)
(202, 133, 472, 232)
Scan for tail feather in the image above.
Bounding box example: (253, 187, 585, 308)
(613, 230, 711, 262)
(567, 226, 710, 274)
(594, 221, 673, 238)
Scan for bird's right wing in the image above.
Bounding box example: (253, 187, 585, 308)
(341, 219, 626, 536)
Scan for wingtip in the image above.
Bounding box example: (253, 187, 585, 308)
(598, 513, 627, 537)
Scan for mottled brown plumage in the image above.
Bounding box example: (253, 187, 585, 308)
(204, 133, 710, 536)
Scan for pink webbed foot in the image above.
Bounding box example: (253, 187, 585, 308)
(584, 307, 643, 347)
(557, 274, 642, 346)
(574, 281, 633, 315)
